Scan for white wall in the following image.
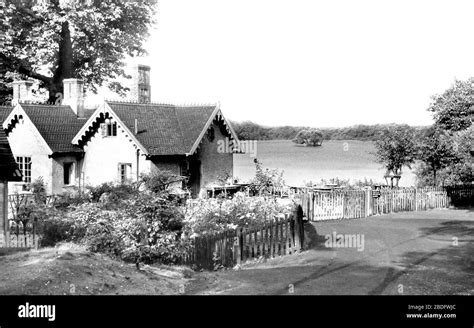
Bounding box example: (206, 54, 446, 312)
(81, 121, 151, 186)
(6, 117, 53, 194)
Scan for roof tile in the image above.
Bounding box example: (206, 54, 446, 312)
(108, 102, 217, 156)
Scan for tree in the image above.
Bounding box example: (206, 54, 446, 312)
(416, 128, 461, 186)
(373, 126, 418, 187)
(1, 0, 157, 103)
(428, 78, 474, 132)
(292, 129, 323, 146)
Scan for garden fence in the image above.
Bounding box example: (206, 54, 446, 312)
(299, 184, 474, 221)
(180, 204, 305, 270)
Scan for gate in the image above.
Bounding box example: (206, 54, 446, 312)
(1, 194, 43, 249)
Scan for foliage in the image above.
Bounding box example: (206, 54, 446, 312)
(414, 127, 473, 187)
(27, 177, 48, 202)
(1, 0, 158, 103)
(373, 126, 418, 182)
(37, 192, 187, 265)
(38, 208, 86, 247)
(183, 192, 293, 237)
(292, 129, 323, 146)
(248, 159, 285, 194)
(86, 182, 138, 202)
(140, 170, 185, 193)
(215, 170, 233, 186)
(231, 120, 429, 142)
(428, 78, 474, 132)
(415, 128, 461, 186)
(305, 177, 380, 188)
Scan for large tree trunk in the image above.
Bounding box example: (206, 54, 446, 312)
(48, 21, 73, 103)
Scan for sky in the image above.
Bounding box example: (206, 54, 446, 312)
(135, 0, 474, 128)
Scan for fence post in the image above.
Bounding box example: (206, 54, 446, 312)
(2, 184, 9, 248)
(365, 187, 371, 218)
(293, 204, 304, 251)
(236, 228, 242, 266)
(414, 188, 418, 211)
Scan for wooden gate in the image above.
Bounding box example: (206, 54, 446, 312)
(181, 205, 305, 270)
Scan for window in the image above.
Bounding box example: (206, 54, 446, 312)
(179, 161, 189, 177)
(107, 121, 117, 136)
(118, 163, 132, 184)
(16, 156, 32, 183)
(139, 88, 149, 103)
(101, 120, 117, 137)
(63, 162, 74, 185)
(138, 66, 150, 85)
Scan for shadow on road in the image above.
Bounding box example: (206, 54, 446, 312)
(418, 220, 474, 240)
(303, 222, 332, 251)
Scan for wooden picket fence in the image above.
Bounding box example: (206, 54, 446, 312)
(372, 187, 449, 215)
(181, 205, 305, 270)
(300, 190, 368, 221)
(300, 185, 474, 221)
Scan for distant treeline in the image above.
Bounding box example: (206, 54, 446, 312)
(230, 121, 430, 141)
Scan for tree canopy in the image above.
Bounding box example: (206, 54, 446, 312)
(428, 78, 474, 132)
(416, 127, 461, 186)
(373, 126, 418, 185)
(0, 0, 157, 103)
(292, 129, 323, 147)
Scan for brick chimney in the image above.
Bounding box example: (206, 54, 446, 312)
(62, 78, 85, 118)
(12, 80, 34, 105)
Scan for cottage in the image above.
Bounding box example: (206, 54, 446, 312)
(2, 70, 238, 196)
(0, 125, 22, 243)
(72, 100, 238, 196)
(2, 79, 92, 194)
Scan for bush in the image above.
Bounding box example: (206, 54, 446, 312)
(37, 193, 188, 265)
(86, 182, 138, 202)
(184, 192, 293, 237)
(84, 219, 124, 257)
(37, 207, 86, 246)
(248, 159, 285, 195)
(140, 170, 185, 193)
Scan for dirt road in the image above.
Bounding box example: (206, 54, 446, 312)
(185, 208, 474, 295)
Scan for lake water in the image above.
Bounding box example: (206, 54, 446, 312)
(233, 140, 416, 187)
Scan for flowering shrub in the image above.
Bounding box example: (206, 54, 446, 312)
(183, 192, 294, 237)
(37, 192, 188, 265)
(248, 159, 285, 195)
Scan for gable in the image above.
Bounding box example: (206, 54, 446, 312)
(72, 101, 239, 156)
(4, 104, 85, 154)
(0, 128, 22, 181)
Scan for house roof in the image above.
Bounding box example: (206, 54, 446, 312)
(9, 104, 89, 154)
(104, 102, 233, 156)
(0, 106, 12, 123)
(0, 127, 22, 181)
